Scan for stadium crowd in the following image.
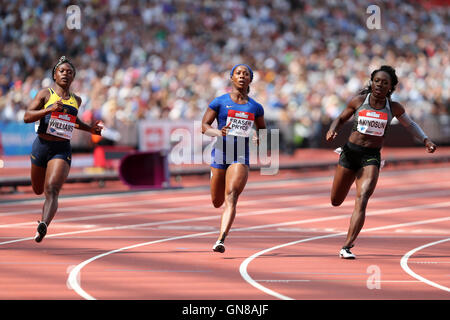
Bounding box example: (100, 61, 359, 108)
(0, 0, 449, 149)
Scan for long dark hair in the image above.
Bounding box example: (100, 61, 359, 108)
(359, 65, 399, 99)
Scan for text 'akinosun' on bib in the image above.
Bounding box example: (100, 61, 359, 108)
(226, 109, 255, 137)
(46, 111, 76, 139)
(356, 110, 388, 137)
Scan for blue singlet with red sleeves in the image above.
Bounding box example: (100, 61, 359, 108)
(208, 93, 264, 169)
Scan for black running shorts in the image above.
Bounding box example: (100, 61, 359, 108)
(338, 142, 381, 172)
(30, 136, 72, 168)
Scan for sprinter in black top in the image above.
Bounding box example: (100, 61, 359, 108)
(326, 65, 436, 259)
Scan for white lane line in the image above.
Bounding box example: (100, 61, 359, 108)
(0, 191, 330, 232)
(67, 201, 450, 300)
(408, 261, 450, 264)
(0, 176, 332, 209)
(400, 238, 450, 292)
(255, 279, 423, 283)
(239, 215, 450, 300)
(4, 174, 436, 216)
(2, 175, 450, 227)
(0, 188, 331, 226)
(67, 230, 217, 300)
(2, 165, 448, 210)
(2, 188, 450, 245)
(0, 179, 333, 217)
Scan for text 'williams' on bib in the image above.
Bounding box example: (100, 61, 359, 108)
(46, 111, 76, 139)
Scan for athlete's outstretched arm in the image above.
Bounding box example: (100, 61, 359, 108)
(391, 102, 436, 153)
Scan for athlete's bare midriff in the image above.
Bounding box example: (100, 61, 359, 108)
(348, 131, 384, 149)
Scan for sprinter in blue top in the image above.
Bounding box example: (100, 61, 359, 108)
(202, 64, 266, 253)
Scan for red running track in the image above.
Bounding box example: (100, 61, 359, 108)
(0, 164, 449, 300)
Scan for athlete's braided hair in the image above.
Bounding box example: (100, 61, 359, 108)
(52, 56, 76, 81)
(359, 65, 399, 98)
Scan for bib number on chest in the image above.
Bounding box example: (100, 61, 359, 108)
(357, 110, 388, 137)
(226, 110, 255, 137)
(46, 111, 76, 139)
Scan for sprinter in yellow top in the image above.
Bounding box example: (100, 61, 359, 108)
(23, 56, 103, 243)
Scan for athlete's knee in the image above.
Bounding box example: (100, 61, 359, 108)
(212, 197, 224, 208)
(225, 189, 239, 204)
(44, 184, 61, 197)
(330, 192, 345, 206)
(331, 197, 344, 207)
(356, 188, 374, 203)
(32, 185, 44, 195)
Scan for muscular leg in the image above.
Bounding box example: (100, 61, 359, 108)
(210, 167, 226, 208)
(330, 165, 356, 206)
(31, 164, 46, 195)
(343, 165, 379, 248)
(41, 159, 70, 226)
(217, 163, 248, 242)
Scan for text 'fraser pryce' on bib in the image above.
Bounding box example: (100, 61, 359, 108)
(46, 111, 76, 139)
(226, 109, 255, 137)
(356, 109, 388, 137)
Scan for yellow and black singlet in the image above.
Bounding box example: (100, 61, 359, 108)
(36, 88, 79, 138)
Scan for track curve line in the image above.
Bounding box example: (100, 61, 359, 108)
(68, 202, 450, 300)
(240, 215, 450, 300)
(400, 238, 450, 292)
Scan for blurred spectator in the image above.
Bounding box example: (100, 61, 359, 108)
(0, 0, 448, 150)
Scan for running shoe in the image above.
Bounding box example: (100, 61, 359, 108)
(35, 221, 47, 243)
(339, 245, 356, 259)
(212, 240, 225, 253)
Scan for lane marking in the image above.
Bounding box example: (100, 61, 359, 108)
(67, 202, 450, 300)
(104, 269, 212, 273)
(0, 180, 334, 216)
(4, 174, 448, 217)
(408, 261, 450, 264)
(1, 168, 448, 298)
(2, 165, 448, 208)
(400, 238, 450, 292)
(67, 230, 216, 300)
(239, 215, 450, 300)
(0, 176, 332, 208)
(2, 174, 450, 227)
(255, 279, 423, 283)
(0, 188, 331, 228)
(2, 189, 450, 245)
